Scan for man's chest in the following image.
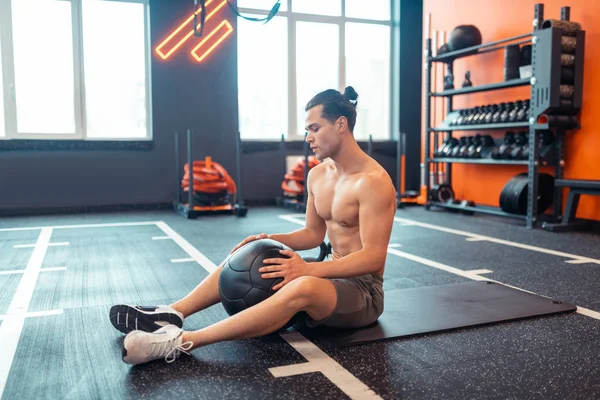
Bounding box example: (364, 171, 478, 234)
(312, 178, 359, 225)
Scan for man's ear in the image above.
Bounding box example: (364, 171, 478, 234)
(336, 117, 347, 133)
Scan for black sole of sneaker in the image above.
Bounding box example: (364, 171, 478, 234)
(109, 305, 183, 334)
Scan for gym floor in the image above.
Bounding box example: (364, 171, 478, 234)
(1, 206, 599, 399)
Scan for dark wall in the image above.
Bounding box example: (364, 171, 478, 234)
(0, 0, 414, 213)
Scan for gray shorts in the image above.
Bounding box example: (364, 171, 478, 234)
(305, 272, 384, 329)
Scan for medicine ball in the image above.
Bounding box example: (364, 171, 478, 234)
(447, 25, 482, 52)
(218, 238, 291, 316)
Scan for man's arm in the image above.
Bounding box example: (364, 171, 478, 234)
(307, 173, 396, 278)
(269, 167, 327, 251)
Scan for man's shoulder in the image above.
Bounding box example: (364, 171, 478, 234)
(357, 165, 396, 196)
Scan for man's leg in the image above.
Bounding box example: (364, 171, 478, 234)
(170, 264, 224, 318)
(122, 277, 338, 365)
(182, 276, 337, 349)
(110, 262, 226, 334)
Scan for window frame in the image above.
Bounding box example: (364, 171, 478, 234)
(237, 0, 393, 142)
(0, 0, 153, 143)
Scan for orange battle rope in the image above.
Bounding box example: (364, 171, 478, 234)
(281, 156, 320, 197)
(181, 156, 237, 195)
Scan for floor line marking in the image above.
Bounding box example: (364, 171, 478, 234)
(268, 361, 322, 377)
(14, 242, 69, 249)
(464, 269, 494, 275)
(171, 258, 196, 263)
(393, 216, 600, 264)
(152, 236, 171, 241)
(0, 228, 53, 399)
(0, 221, 161, 233)
(274, 331, 383, 399)
(0, 267, 66, 276)
(158, 220, 380, 399)
(155, 222, 218, 273)
(0, 309, 63, 321)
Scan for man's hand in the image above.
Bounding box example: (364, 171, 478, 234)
(229, 233, 269, 255)
(260, 249, 308, 291)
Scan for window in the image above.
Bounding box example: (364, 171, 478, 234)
(12, 0, 76, 135)
(292, 0, 341, 16)
(237, 0, 392, 141)
(238, 15, 288, 140)
(345, 0, 391, 21)
(0, 0, 152, 141)
(345, 22, 390, 141)
(295, 22, 339, 136)
(82, 0, 148, 139)
(236, 0, 287, 12)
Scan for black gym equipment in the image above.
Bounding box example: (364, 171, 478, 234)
(499, 173, 555, 215)
(219, 238, 291, 317)
(219, 238, 330, 316)
(174, 128, 248, 219)
(542, 179, 600, 232)
(297, 281, 576, 348)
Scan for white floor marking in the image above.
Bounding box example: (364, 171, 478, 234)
(277, 214, 306, 225)
(464, 269, 494, 275)
(0, 221, 160, 233)
(0, 267, 66, 276)
(152, 236, 171, 241)
(0, 228, 52, 399)
(386, 248, 490, 282)
(387, 243, 402, 248)
(274, 331, 382, 400)
(466, 237, 487, 242)
(0, 309, 63, 321)
(393, 217, 600, 265)
(171, 258, 195, 263)
(564, 258, 596, 264)
(160, 220, 380, 399)
(14, 242, 69, 249)
(269, 361, 321, 377)
(155, 222, 218, 273)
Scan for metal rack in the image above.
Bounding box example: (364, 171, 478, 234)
(424, 3, 585, 228)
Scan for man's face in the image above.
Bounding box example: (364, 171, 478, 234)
(304, 105, 340, 161)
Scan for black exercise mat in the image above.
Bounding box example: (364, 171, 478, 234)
(297, 281, 577, 348)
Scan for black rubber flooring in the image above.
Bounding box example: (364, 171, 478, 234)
(0, 206, 599, 399)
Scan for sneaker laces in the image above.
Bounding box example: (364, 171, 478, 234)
(149, 335, 194, 363)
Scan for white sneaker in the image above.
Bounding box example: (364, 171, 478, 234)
(110, 304, 184, 334)
(122, 324, 193, 365)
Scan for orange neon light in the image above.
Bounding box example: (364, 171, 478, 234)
(155, 0, 229, 60)
(191, 20, 234, 63)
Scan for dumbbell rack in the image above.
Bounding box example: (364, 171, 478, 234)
(424, 3, 584, 228)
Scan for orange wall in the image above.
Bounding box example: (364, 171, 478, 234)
(423, 0, 600, 221)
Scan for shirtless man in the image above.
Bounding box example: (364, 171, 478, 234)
(112, 86, 398, 365)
